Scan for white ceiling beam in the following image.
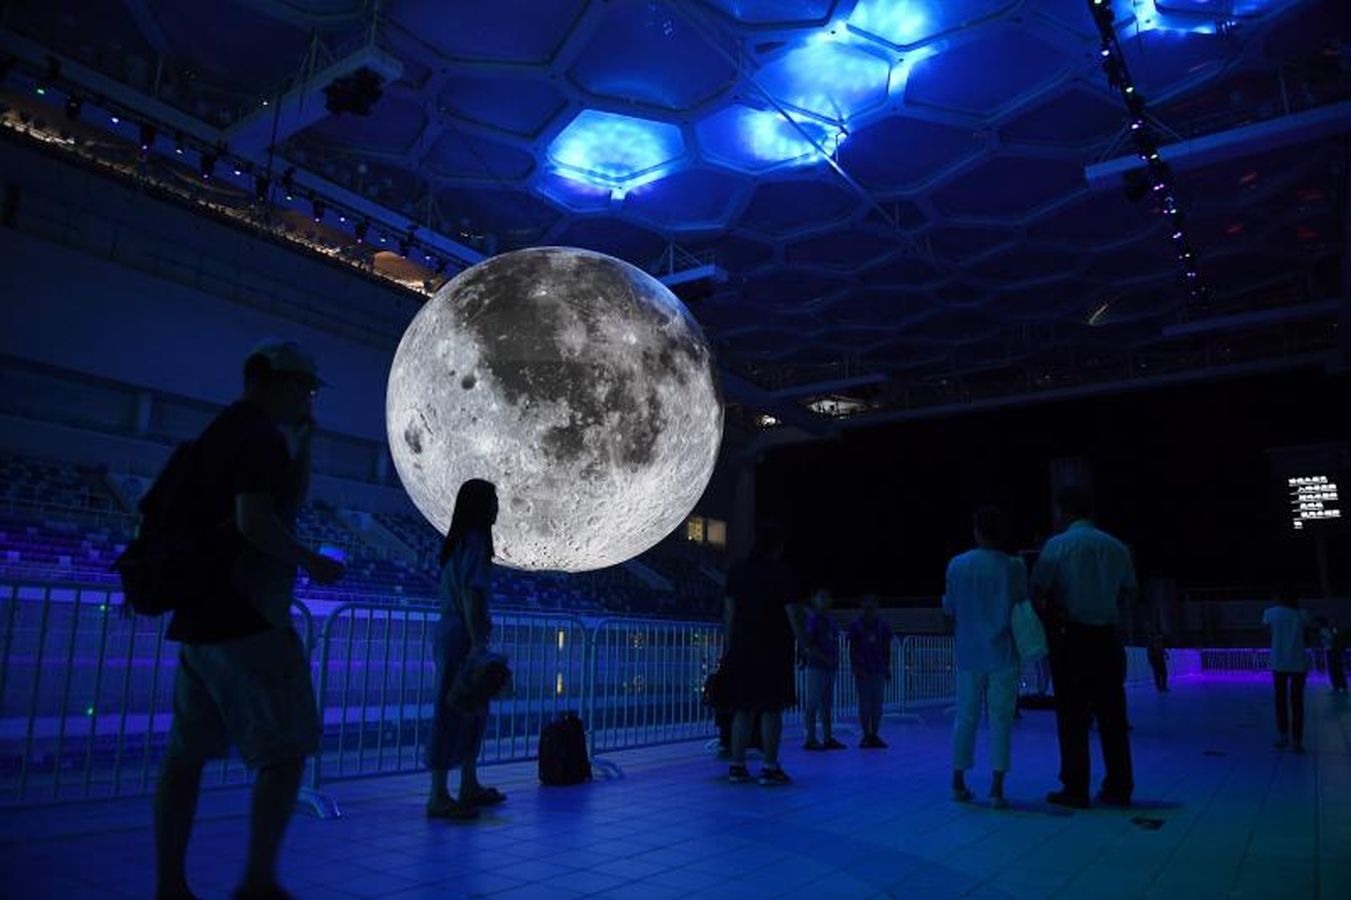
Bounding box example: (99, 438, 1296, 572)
(223, 44, 404, 157)
(1084, 102, 1351, 191)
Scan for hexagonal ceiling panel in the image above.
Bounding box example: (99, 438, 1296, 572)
(905, 27, 1074, 116)
(1001, 87, 1127, 148)
(624, 169, 751, 229)
(756, 40, 893, 122)
(700, 0, 836, 28)
(839, 116, 985, 192)
(786, 228, 901, 270)
(930, 156, 1087, 219)
(390, 0, 586, 63)
(742, 268, 848, 309)
(846, 0, 1017, 48)
(424, 130, 536, 182)
(738, 179, 860, 236)
(24, 0, 1332, 411)
(569, 1, 736, 110)
(437, 75, 566, 138)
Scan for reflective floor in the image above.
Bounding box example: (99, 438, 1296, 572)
(1, 674, 1346, 899)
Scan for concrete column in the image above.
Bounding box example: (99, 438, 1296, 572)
(728, 458, 756, 562)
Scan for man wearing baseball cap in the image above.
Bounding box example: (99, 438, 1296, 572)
(155, 339, 343, 900)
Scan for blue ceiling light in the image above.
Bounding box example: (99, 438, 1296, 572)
(697, 105, 844, 170)
(1117, 0, 1298, 34)
(546, 109, 685, 197)
(756, 40, 892, 123)
(846, 0, 930, 47)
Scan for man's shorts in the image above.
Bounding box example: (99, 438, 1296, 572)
(168, 626, 320, 768)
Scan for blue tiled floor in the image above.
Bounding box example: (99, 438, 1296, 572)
(1, 675, 1347, 898)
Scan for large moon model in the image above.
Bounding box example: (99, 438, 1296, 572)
(386, 247, 724, 572)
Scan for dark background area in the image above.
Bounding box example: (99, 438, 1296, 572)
(758, 368, 1351, 600)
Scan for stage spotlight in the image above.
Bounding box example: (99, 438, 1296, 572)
(200, 153, 215, 180)
(281, 166, 295, 201)
(254, 175, 270, 202)
(312, 199, 325, 222)
(138, 123, 156, 153)
(355, 219, 369, 243)
(63, 96, 81, 121)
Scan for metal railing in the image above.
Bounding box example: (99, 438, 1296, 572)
(310, 602, 590, 787)
(0, 580, 311, 807)
(6, 577, 1299, 813)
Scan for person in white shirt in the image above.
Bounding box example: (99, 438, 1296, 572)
(1031, 486, 1138, 809)
(943, 506, 1024, 809)
(1262, 593, 1312, 752)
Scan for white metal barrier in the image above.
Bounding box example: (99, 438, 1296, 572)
(311, 603, 589, 789)
(588, 617, 723, 754)
(7, 575, 1271, 813)
(898, 635, 957, 712)
(0, 580, 312, 807)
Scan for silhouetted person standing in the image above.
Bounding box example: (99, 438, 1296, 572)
(1264, 594, 1312, 752)
(1032, 487, 1137, 809)
(155, 341, 344, 900)
(849, 595, 893, 749)
(1147, 634, 1169, 692)
(1317, 618, 1347, 694)
(426, 479, 503, 818)
(944, 506, 1024, 808)
(802, 589, 845, 751)
(722, 522, 808, 786)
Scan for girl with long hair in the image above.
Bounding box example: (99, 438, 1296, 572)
(425, 479, 504, 819)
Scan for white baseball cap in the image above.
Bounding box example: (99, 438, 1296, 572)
(247, 339, 328, 387)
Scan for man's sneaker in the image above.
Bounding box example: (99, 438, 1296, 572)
(759, 766, 791, 787)
(728, 764, 754, 783)
(823, 737, 847, 750)
(1046, 791, 1091, 810)
(871, 737, 888, 749)
(803, 739, 824, 751)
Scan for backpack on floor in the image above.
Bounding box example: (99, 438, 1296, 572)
(539, 712, 592, 786)
(113, 441, 217, 616)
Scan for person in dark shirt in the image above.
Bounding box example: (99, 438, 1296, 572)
(155, 340, 344, 900)
(849, 595, 894, 749)
(803, 589, 845, 751)
(722, 522, 809, 786)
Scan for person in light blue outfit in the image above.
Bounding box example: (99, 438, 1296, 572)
(943, 506, 1025, 808)
(425, 479, 502, 820)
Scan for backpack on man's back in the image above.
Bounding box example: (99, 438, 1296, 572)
(114, 441, 224, 616)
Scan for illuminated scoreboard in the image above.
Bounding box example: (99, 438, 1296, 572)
(1289, 475, 1341, 531)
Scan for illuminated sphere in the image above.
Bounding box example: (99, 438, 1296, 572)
(387, 247, 724, 572)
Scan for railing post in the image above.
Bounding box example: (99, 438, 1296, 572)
(584, 620, 598, 759)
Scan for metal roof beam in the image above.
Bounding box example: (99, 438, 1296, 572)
(768, 373, 887, 400)
(720, 371, 837, 437)
(1161, 299, 1343, 338)
(224, 44, 404, 157)
(1085, 102, 1351, 191)
(0, 30, 483, 269)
